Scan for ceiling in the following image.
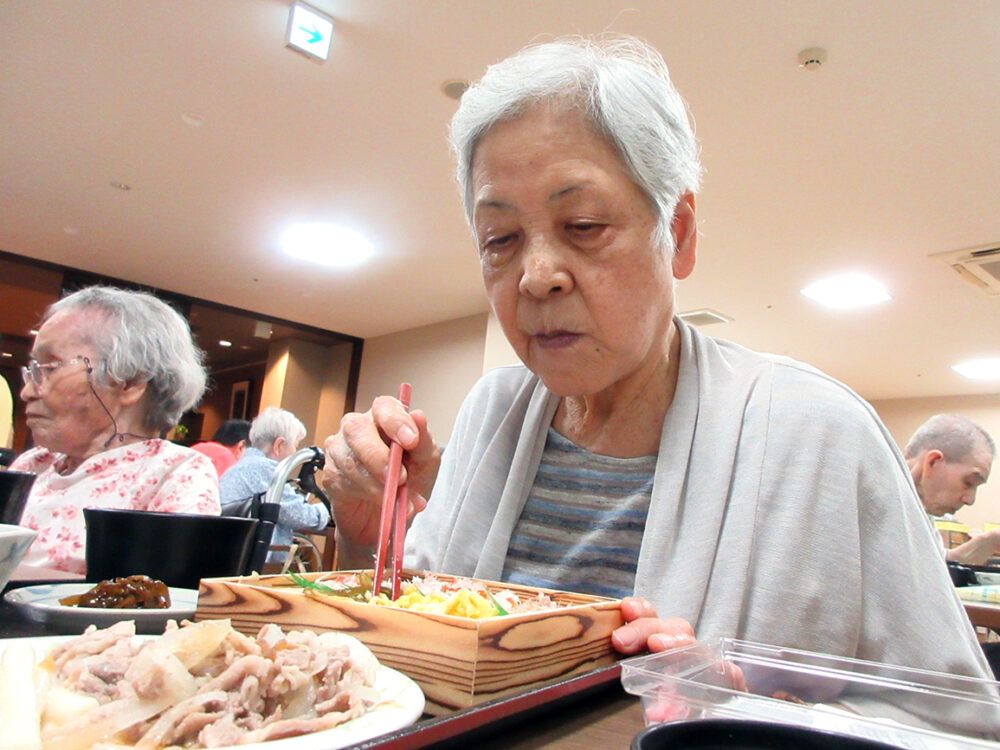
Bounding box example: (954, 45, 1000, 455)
(2, 0, 999, 401)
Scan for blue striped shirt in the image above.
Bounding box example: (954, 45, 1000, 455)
(501, 429, 655, 598)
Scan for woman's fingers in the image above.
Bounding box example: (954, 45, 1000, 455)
(613, 598, 695, 655)
(371, 395, 422, 450)
(323, 413, 387, 499)
(612, 616, 695, 654)
(620, 596, 658, 621)
(321, 398, 441, 536)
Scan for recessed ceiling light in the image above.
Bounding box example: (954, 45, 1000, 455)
(219, 340, 232, 347)
(280, 223, 374, 267)
(800, 272, 891, 309)
(952, 358, 1000, 380)
(109, 181, 131, 191)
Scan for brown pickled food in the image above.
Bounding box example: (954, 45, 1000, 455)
(59, 574, 171, 609)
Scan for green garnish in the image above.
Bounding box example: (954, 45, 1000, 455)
(287, 572, 339, 595)
(486, 589, 509, 616)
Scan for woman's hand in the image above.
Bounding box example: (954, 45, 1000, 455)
(613, 598, 748, 694)
(612, 597, 696, 654)
(321, 395, 441, 566)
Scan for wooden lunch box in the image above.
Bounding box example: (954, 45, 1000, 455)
(194, 570, 623, 713)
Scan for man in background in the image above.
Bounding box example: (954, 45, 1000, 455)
(191, 419, 251, 478)
(904, 413, 998, 565)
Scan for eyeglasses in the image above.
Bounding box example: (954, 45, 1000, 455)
(20, 357, 93, 388)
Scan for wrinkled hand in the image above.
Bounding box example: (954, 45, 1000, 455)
(614, 597, 748, 697)
(612, 597, 697, 654)
(321, 395, 441, 560)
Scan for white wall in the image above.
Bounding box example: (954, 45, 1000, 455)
(356, 313, 488, 444)
(357, 311, 1000, 531)
(871, 394, 1000, 531)
(262, 338, 354, 446)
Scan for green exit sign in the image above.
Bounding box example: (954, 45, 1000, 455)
(286, 2, 334, 62)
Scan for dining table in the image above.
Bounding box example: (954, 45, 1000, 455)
(0, 568, 651, 750)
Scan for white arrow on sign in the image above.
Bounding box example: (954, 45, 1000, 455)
(286, 2, 334, 62)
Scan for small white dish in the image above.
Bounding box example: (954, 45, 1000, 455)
(4, 582, 198, 634)
(0, 634, 424, 749)
(0, 523, 37, 589)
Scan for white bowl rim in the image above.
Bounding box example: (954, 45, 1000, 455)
(0, 523, 37, 538)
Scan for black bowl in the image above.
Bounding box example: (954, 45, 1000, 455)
(947, 561, 978, 587)
(0, 471, 37, 525)
(632, 719, 903, 750)
(84, 508, 259, 589)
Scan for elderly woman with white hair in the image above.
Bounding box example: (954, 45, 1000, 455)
(220, 407, 330, 561)
(12, 285, 220, 574)
(322, 33, 996, 711)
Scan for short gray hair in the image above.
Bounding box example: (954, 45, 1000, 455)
(249, 407, 307, 451)
(449, 35, 702, 253)
(45, 286, 207, 433)
(904, 414, 996, 462)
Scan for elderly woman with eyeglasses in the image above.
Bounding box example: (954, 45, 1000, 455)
(322, 34, 998, 717)
(10, 285, 220, 574)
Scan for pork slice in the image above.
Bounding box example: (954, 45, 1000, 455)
(236, 672, 268, 716)
(225, 627, 261, 656)
(197, 715, 245, 748)
(314, 691, 352, 715)
(62, 666, 125, 701)
(264, 653, 313, 702)
(192, 628, 260, 678)
(53, 652, 141, 700)
(164, 708, 229, 746)
(237, 709, 363, 744)
(198, 654, 273, 694)
(49, 620, 136, 671)
(133, 689, 229, 748)
(88, 655, 131, 685)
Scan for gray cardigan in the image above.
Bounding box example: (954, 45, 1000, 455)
(406, 320, 997, 730)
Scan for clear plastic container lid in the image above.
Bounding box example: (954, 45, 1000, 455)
(620, 638, 1000, 750)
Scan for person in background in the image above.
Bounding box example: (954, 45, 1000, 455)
(11, 286, 220, 574)
(905, 413, 998, 565)
(0, 371, 13, 451)
(220, 407, 329, 562)
(191, 418, 251, 478)
(322, 33, 997, 721)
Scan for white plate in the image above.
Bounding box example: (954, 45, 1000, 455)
(4, 582, 199, 634)
(0, 635, 424, 750)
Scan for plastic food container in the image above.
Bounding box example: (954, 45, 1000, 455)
(620, 638, 1000, 749)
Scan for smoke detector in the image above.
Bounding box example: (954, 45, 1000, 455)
(797, 47, 827, 70)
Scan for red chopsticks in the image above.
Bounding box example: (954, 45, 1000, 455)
(372, 382, 412, 600)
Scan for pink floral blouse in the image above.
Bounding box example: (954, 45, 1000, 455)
(10, 439, 221, 574)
